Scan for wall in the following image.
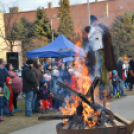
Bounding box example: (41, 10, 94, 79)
(0, 12, 6, 60)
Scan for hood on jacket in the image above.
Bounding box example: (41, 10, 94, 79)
(32, 57, 39, 69)
(6, 77, 12, 85)
(22, 64, 31, 70)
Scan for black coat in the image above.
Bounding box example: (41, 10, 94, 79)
(22, 64, 37, 93)
(117, 61, 123, 79)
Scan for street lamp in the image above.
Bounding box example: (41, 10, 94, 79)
(87, 0, 90, 26)
(51, 18, 59, 41)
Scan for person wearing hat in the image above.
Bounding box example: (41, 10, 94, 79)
(112, 70, 121, 98)
(22, 58, 37, 117)
(50, 70, 63, 111)
(39, 78, 51, 114)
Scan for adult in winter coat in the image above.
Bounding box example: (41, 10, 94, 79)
(31, 57, 43, 113)
(50, 70, 63, 111)
(0, 58, 9, 88)
(59, 63, 71, 96)
(6, 63, 22, 112)
(117, 57, 126, 96)
(22, 59, 37, 117)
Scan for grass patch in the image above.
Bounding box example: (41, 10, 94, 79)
(0, 88, 134, 133)
(0, 100, 56, 134)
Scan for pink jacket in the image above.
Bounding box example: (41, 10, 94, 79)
(8, 71, 22, 93)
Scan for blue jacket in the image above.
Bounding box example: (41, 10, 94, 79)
(112, 76, 120, 86)
(39, 85, 50, 100)
(59, 69, 71, 84)
(0, 93, 8, 108)
(50, 76, 63, 96)
(0, 67, 9, 87)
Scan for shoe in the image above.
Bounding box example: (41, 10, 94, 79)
(115, 92, 120, 98)
(0, 117, 3, 121)
(10, 112, 14, 116)
(25, 114, 35, 117)
(15, 108, 22, 112)
(45, 109, 49, 114)
(122, 94, 127, 96)
(42, 109, 45, 114)
(49, 108, 53, 111)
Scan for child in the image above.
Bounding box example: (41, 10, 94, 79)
(6, 77, 14, 116)
(112, 70, 121, 98)
(39, 78, 51, 114)
(68, 69, 77, 91)
(0, 88, 8, 121)
(44, 74, 53, 110)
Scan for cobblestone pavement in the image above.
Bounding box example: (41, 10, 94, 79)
(10, 96, 134, 134)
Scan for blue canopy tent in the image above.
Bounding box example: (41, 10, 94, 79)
(26, 35, 83, 58)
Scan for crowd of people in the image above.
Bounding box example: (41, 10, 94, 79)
(0, 54, 134, 120)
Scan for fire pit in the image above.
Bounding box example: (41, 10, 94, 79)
(38, 77, 134, 134)
(56, 122, 134, 134)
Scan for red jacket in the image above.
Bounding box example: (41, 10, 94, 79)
(70, 75, 77, 91)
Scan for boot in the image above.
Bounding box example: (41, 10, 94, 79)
(42, 109, 45, 114)
(0, 117, 3, 121)
(45, 109, 49, 114)
(10, 112, 14, 116)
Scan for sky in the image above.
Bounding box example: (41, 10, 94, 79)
(1, 0, 104, 13)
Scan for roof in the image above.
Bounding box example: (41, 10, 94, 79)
(4, 0, 134, 32)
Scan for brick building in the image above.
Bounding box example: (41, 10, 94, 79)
(1, 0, 134, 65)
(4, 0, 134, 32)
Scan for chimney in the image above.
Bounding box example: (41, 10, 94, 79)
(9, 7, 19, 13)
(48, 2, 52, 9)
(104, 3, 108, 18)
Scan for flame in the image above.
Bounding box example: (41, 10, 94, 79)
(62, 45, 109, 129)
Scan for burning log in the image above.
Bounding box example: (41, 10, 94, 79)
(38, 115, 73, 121)
(57, 81, 114, 116)
(52, 95, 64, 103)
(86, 76, 100, 103)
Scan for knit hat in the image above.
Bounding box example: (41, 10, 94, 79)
(44, 74, 51, 82)
(68, 69, 74, 73)
(118, 57, 122, 62)
(113, 70, 117, 75)
(52, 69, 59, 76)
(40, 78, 46, 85)
(26, 59, 33, 65)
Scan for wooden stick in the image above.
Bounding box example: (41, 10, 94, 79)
(57, 81, 114, 116)
(112, 119, 125, 126)
(38, 115, 73, 121)
(114, 113, 132, 125)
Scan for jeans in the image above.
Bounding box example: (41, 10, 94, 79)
(32, 93, 37, 111)
(113, 85, 119, 96)
(34, 94, 39, 112)
(25, 91, 33, 116)
(53, 99, 61, 110)
(13, 92, 19, 109)
(0, 108, 3, 117)
(119, 80, 125, 95)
